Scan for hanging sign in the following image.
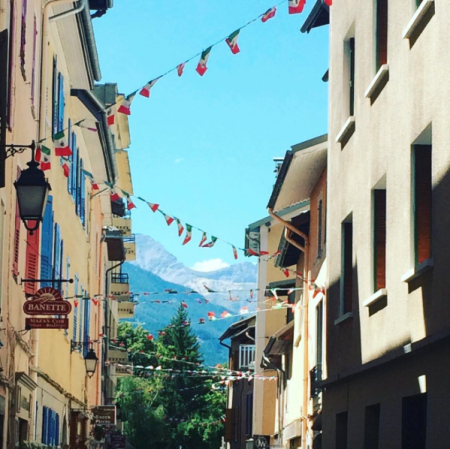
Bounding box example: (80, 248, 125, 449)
(25, 317, 69, 329)
(92, 406, 117, 425)
(110, 434, 126, 449)
(23, 287, 72, 315)
(254, 436, 270, 449)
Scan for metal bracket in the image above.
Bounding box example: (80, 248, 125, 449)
(71, 340, 90, 353)
(0, 141, 36, 159)
(20, 278, 74, 285)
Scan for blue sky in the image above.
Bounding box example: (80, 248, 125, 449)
(93, 0, 329, 271)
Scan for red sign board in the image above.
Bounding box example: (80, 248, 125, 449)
(23, 287, 72, 316)
(25, 318, 69, 329)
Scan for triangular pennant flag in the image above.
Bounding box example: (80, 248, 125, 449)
(183, 224, 193, 245)
(111, 192, 121, 202)
(54, 131, 72, 157)
(207, 311, 216, 321)
(288, 0, 306, 14)
(74, 300, 79, 307)
(283, 268, 290, 278)
(232, 246, 238, 260)
(140, 78, 159, 98)
(176, 219, 184, 237)
(104, 181, 114, 189)
(181, 301, 188, 309)
(196, 47, 212, 76)
(148, 202, 159, 212)
(118, 91, 138, 115)
(106, 108, 115, 126)
(199, 318, 205, 324)
(220, 311, 232, 319)
(127, 198, 136, 210)
(199, 232, 207, 247)
(36, 145, 51, 171)
(225, 30, 240, 54)
(259, 251, 269, 256)
(240, 307, 249, 314)
(202, 236, 217, 248)
(324, 0, 332, 5)
(177, 63, 185, 77)
(261, 7, 277, 22)
(163, 213, 174, 226)
(247, 248, 259, 257)
(204, 285, 216, 293)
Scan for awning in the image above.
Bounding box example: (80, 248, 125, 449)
(219, 316, 256, 341)
(300, 0, 330, 34)
(264, 321, 294, 356)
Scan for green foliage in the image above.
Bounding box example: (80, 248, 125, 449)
(115, 305, 226, 449)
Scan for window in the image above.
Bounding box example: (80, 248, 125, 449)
(413, 145, 432, 265)
(40, 196, 53, 288)
(20, 0, 28, 79)
(364, 404, 380, 449)
(336, 411, 348, 449)
(341, 220, 353, 314)
(30, 16, 37, 106)
(316, 301, 323, 370)
(41, 407, 60, 446)
(415, 0, 423, 9)
(348, 38, 355, 116)
(12, 169, 22, 277)
(7, 0, 16, 130)
(318, 199, 323, 257)
(373, 189, 386, 291)
(239, 345, 255, 370)
(52, 55, 58, 137)
(245, 393, 253, 437)
(57, 72, 64, 132)
(375, 0, 388, 71)
(287, 289, 296, 323)
(402, 393, 427, 449)
(78, 286, 84, 350)
(83, 296, 90, 357)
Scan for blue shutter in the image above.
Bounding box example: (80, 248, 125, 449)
(73, 275, 78, 341)
(83, 296, 90, 357)
(59, 239, 64, 288)
(42, 406, 47, 444)
(69, 130, 76, 194)
(78, 287, 84, 350)
(52, 224, 61, 290)
(48, 410, 53, 446)
(76, 151, 81, 217)
(52, 56, 58, 137)
(80, 159, 86, 226)
(40, 196, 53, 288)
(57, 73, 64, 132)
(55, 413, 60, 447)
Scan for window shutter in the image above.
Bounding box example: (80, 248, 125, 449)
(24, 223, 40, 295)
(12, 198, 21, 277)
(31, 16, 37, 105)
(318, 199, 323, 256)
(80, 159, 86, 226)
(376, 0, 388, 69)
(78, 287, 84, 349)
(52, 55, 57, 136)
(349, 38, 355, 116)
(42, 407, 47, 444)
(57, 73, 64, 132)
(343, 222, 353, 314)
(68, 126, 74, 194)
(40, 196, 53, 287)
(414, 145, 432, 265)
(75, 150, 81, 216)
(55, 413, 60, 447)
(71, 139, 78, 202)
(225, 409, 233, 442)
(83, 297, 90, 356)
(52, 223, 61, 290)
(7, 1, 16, 130)
(20, 0, 27, 75)
(374, 190, 387, 291)
(73, 275, 79, 341)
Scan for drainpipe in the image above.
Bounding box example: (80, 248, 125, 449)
(245, 332, 255, 342)
(38, 0, 87, 141)
(268, 208, 310, 449)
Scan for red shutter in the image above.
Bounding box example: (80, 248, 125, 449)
(24, 222, 39, 295)
(374, 190, 387, 290)
(415, 145, 432, 265)
(377, 0, 388, 68)
(12, 197, 21, 277)
(343, 222, 353, 313)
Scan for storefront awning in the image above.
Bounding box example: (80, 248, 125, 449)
(264, 321, 294, 356)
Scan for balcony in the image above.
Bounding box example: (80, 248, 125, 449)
(111, 216, 132, 237)
(110, 273, 130, 301)
(115, 364, 133, 377)
(108, 347, 129, 364)
(239, 345, 256, 371)
(310, 365, 322, 398)
(123, 235, 136, 261)
(118, 300, 136, 319)
(104, 228, 125, 261)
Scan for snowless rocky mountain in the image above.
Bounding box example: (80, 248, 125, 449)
(129, 234, 257, 310)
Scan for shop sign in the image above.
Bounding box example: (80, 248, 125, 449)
(254, 435, 270, 449)
(110, 434, 126, 449)
(25, 318, 69, 329)
(23, 287, 72, 316)
(92, 406, 116, 425)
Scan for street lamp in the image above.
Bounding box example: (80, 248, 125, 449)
(13, 141, 51, 235)
(85, 347, 99, 378)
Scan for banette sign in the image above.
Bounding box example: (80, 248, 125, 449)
(23, 287, 72, 316)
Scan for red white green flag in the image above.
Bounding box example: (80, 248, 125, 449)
(107, 108, 115, 126)
(202, 236, 217, 248)
(118, 91, 138, 115)
(240, 307, 249, 314)
(61, 157, 71, 178)
(181, 301, 188, 309)
(207, 311, 216, 321)
(140, 78, 159, 98)
(232, 246, 238, 260)
(176, 219, 184, 236)
(289, 0, 306, 14)
(54, 131, 72, 157)
(261, 7, 277, 22)
(36, 146, 51, 171)
(163, 213, 174, 226)
(81, 168, 99, 190)
(183, 225, 193, 245)
(148, 202, 159, 212)
(111, 192, 120, 202)
(127, 199, 136, 210)
(199, 232, 207, 247)
(196, 47, 212, 76)
(226, 30, 240, 54)
(247, 248, 259, 257)
(220, 311, 232, 319)
(324, 0, 332, 5)
(177, 63, 185, 76)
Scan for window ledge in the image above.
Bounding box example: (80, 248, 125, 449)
(364, 64, 389, 99)
(401, 258, 434, 283)
(402, 0, 434, 39)
(363, 289, 387, 308)
(335, 116, 355, 144)
(334, 312, 353, 326)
